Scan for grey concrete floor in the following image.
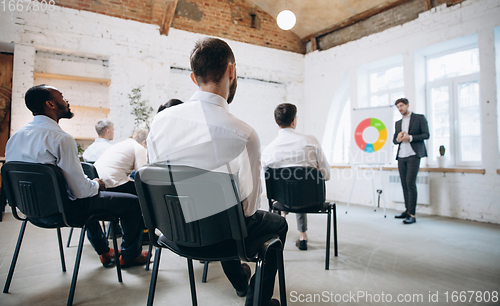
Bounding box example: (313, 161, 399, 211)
(1, 202, 499, 306)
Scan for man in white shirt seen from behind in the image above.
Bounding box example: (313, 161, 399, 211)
(262, 103, 331, 251)
(94, 129, 148, 195)
(147, 37, 287, 306)
(5, 85, 148, 269)
(83, 119, 114, 163)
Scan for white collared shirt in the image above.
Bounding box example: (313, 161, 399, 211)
(94, 138, 147, 188)
(147, 91, 262, 217)
(262, 128, 331, 181)
(5, 115, 99, 200)
(83, 138, 112, 162)
(398, 112, 416, 158)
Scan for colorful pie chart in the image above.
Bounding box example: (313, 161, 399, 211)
(354, 118, 387, 153)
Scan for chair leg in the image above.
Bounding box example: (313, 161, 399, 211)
(110, 219, 122, 283)
(67, 225, 86, 306)
(147, 247, 162, 306)
(56, 228, 67, 272)
(66, 228, 74, 247)
(333, 203, 338, 257)
(325, 205, 332, 270)
(187, 258, 198, 306)
(277, 249, 287, 306)
(202, 261, 209, 283)
(3, 220, 27, 293)
(252, 259, 264, 306)
(145, 243, 153, 271)
(106, 222, 112, 239)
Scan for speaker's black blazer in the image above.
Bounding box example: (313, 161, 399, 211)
(393, 113, 430, 160)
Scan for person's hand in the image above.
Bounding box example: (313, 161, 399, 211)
(397, 131, 405, 142)
(401, 133, 411, 142)
(93, 178, 106, 191)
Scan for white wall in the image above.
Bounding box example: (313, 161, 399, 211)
(2, 0, 499, 224)
(304, 0, 500, 223)
(0, 5, 304, 145)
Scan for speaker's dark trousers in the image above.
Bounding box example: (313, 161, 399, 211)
(397, 155, 421, 216)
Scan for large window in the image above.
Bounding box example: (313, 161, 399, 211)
(333, 99, 351, 164)
(368, 65, 405, 163)
(426, 47, 481, 166)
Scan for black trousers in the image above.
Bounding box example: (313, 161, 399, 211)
(221, 210, 288, 306)
(73, 191, 143, 260)
(397, 155, 421, 216)
(106, 181, 137, 195)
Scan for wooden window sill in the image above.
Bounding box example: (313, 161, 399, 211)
(330, 165, 485, 174)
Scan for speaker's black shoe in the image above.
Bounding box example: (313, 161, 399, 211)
(395, 212, 409, 219)
(403, 216, 416, 224)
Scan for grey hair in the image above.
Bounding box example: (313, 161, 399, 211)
(95, 119, 114, 136)
(132, 129, 149, 144)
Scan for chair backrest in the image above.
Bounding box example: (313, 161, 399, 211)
(135, 164, 247, 248)
(265, 167, 326, 210)
(81, 162, 99, 179)
(1, 161, 72, 226)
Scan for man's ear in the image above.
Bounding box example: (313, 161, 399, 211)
(190, 72, 199, 86)
(45, 100, 56, 110)
(228, 62, 236, 82)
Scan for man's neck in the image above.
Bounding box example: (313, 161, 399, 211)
(199, 83, 228, 101)
(403, 111, 411, 118)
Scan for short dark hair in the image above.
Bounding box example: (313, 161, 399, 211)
(395, 98, 409, 106)
(157, 99, 183, 113)
(190, 37, 235, 85)
(25, 84, 53, 115)
(274, 103, 297, 128)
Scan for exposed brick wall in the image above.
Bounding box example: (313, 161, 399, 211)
(172, 0, 305, 54)
(318, 0, 426, 51)
(50, 0, 305, 54)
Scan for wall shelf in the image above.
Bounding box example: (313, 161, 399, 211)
(34, 72, 111, 86)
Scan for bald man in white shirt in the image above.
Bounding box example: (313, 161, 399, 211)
(262, 103, 330, 251)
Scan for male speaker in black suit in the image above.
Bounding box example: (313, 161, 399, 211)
(393, 98, 429, 224)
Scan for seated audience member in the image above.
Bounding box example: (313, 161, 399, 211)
(157, 98, 183, 113)
(262, 103, 331, 251)
(83, 119, 114, 162)
(5, 85, 148, 268)
(94, 129, 148, 195)
(147, 38, 287, 306)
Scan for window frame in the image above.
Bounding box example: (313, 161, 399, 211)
(425, 44, 481, 167)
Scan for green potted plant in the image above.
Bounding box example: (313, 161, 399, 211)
(129, 86, 153, 130)
(437, 145, 446, 168)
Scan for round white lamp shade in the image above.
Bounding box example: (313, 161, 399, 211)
(277, 10, 296, 30)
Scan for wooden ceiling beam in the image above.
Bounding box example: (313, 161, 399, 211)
(151, 0, 178, 36)
(160, 0, 178, 35)
(301, 0, 413, 43)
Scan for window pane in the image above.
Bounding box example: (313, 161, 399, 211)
(370, 66, 404, 92)
(430, 86, 450, 162)
(370, 93, 388, 107)
(457, 81, 481, 162)
(333, 99, 351, 164)
(427, 48, 479, 82)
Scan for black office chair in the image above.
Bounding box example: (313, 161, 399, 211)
(66, 162, 104, 247)
(265, 167, 338, 270)
(135, 164, 287, 306)
(1, 161, 123, 306)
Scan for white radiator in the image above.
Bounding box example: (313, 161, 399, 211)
(389, 173, 430, 205)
